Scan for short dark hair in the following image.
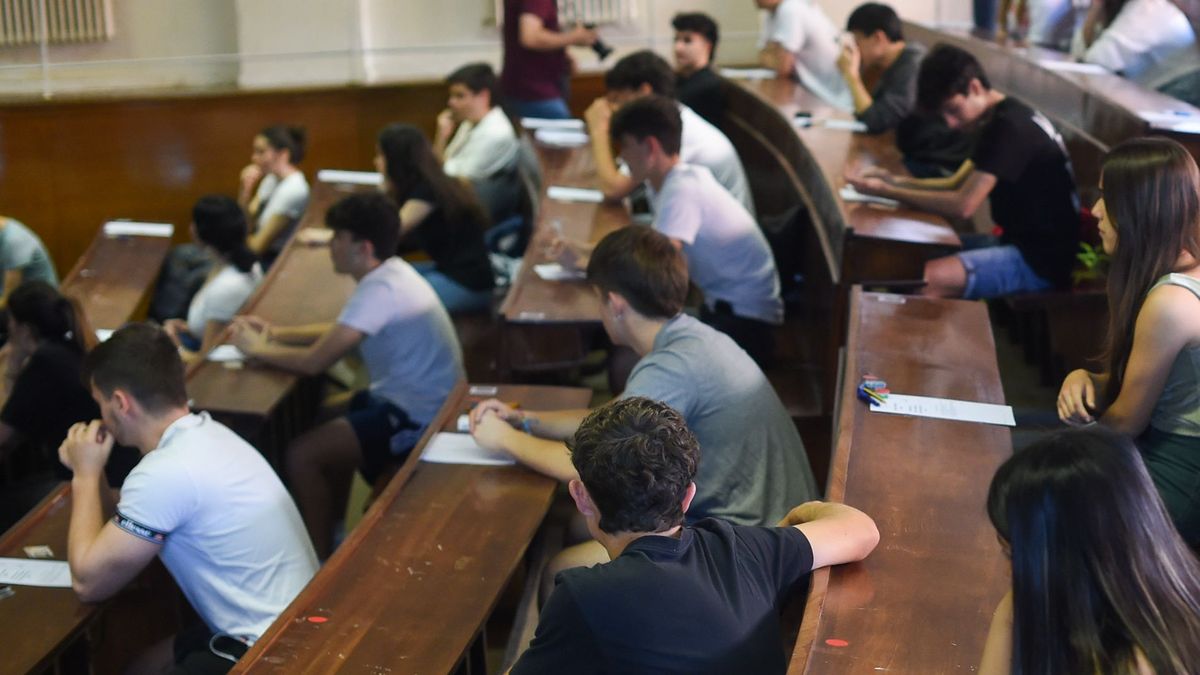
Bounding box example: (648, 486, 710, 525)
(917, 44, 991, 111)
(325, 192, 400, 261)
(586, 225, 687, 319)
(193, 194, 257, 274)
(446, 62, 498, 99)
(83, 323, 188, 412)
(671, 13, 720, 61)
(609, 94, 683, 157)
(259, 124, 307, 164)
(846, 3, 903, 42)
(569, 397, 700, 534)
(605, 50, 677, 98)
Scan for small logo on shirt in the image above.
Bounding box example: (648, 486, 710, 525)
(114, 512, 168, 543)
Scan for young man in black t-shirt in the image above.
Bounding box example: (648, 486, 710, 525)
(845, 44, 1080, 298)
(672, 12, 725, 127)
(839, 3, 927, 134)
(509, 397, 879, 674)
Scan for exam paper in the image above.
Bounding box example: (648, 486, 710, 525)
(421, 432, 516, 466)
(316, 169, 384, 186)
(872, 394, 1015, 426)
(534, 128, 590, 147)
(547, 186, 605, 203)
(534, 263, 586, 281)
(1037, 60, 1109, 75)
(104, 221, 174, 238)
(521, 117, 585, 131)
(720, 67, 777, 80)
(840, 184, 900, 207)
(95, 329, 114, 342)
(818, 118, 869, 132)
(206, 345, 247, 363)
(0, 557, 72, 588)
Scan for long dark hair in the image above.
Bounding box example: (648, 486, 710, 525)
(193, 194, 258, 274)
(987, 428, 1200, 674)
(376, 123, 489, 240)
(7, 280, 88, 352)
(1100, 137, 1200, 404)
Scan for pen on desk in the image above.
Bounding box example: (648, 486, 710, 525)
(0, 585, 14, 600)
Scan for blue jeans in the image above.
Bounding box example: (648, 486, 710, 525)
(958, 245, 1053, 299)
(506, 97, 571, 120)
(414, 261, 492, 314)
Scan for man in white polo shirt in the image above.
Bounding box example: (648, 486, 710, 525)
(434, 62, 520, 182)
(756, 0, 853, 110)
(59, 323, 317, 674)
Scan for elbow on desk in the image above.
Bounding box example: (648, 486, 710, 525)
(71, 576, 114, 604)
(850, 513, 882, 562)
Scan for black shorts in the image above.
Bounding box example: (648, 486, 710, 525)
(345, 390, 423, 484)
(170, 624, 249, 675)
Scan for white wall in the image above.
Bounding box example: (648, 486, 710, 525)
(0, 0, 971, 97)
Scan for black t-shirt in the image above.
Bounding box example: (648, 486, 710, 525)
(972, 97, 1080, 287)
(402, 181, 494, 291)
(678, 66, 726, 128)
(511, 518, 814, 675)
(857, 43, 925, 134)
(0, 342, 139, 485)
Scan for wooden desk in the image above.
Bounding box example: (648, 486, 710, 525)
(232, 382, 592, 674)
(789, 288, 1011, 673)
(61, 228, 172, 331)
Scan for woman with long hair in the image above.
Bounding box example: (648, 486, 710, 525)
(239, 124, 310, 265)
(1058, 137, 1200, 545)
(980, 428, 1200, 674)
(163, 195, 264, 356)
(375, 123, 494, 314)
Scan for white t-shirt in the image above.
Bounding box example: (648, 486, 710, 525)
(337, 257, 464, 425)
(1073, 0, 1200, 89)
(678, 104, 755, 217)
(444, 106, 520, 181)
(653, 163, 783, 325)
(185, 262, 263, 337)
(115, 412, 318, 643)
(759, 0, 852, 110)
(253, 171, 311, 256)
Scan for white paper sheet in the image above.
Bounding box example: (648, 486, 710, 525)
(719, 67, 778, 80)
(420, 432, 516, 466)
(95, 328, 114, 342)
(840, 184, 900, 207)
(103, 221, 174, 238)
(534, 128, 590, 147)
(206, 345, 247, 363)
(547, 185, 605, 203)
(534, 262, 586, 281)
(521, 117, 585, 130)
(871, 393, 1015, 426)
(818, 118, 869, 132)
(1037, 59, 1109, 75)
(316, 169, 384, 186)
(0, 557, 72, 588)
(1138, 110, 1199, 124)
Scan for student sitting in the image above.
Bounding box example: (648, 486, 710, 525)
(0, 216, 57, 307)
(238, 124, 311, 265)
(755, 0, 852, 110)
(979, 428, 1200, 674)
(1058, 137, 1200, 546)
(58, 323, 317, 673)
(845, 45, 1080, 298)
(838, 3, 927, 134)
(434, 63, 519, 183)
(584, 50, 754, 215)
(671, 12, 725, 127)
(473, 226, 817, 587)
(162, 195, 263, 355)
(510, 396, 879, 674)
(376, 124, 495, 314)
(232, 193, 464, 557)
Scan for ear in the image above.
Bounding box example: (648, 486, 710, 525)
(637, 82, 654, 97)
(111, 388, 136, 416)
(680, 482, 698, 515)
(645, 134, 665, 158)
(606, 291, 630, 316)
(360, 238, 378, 262)
(568, 479, 597, 518)
(968, 78, 985, 97)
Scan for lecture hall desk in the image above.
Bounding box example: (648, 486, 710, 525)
(232, 382, 592, 674)
(789, 287, 1011, 674)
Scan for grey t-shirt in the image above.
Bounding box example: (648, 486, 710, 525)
(337, 257, 464, 425)
(653, 163, 783, 325)
(622, 314, 819, 525)
(857, 43, 926, 134)
(0, 218, 57, 295)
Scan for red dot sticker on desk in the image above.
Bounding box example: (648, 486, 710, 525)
(825, 638, 850, 648)
(306, 616, 329, 624)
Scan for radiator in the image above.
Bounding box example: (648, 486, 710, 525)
(494, 0, 637, 26)
(0, 0, 113, 47)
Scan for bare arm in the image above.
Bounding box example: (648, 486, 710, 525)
(978, 591, 1013, 675)
(472, 414, 581, 482)
(760, 42, 797, 79)
(584, 99, 637, 200)
(518, 13, 595, 51)
(837, 42, 872, 115)
(0, 269, 22, 308)
(891, 160, 976, 191)
(778, 500, 880, 569)
(247, 213, 293, 256)
(848, 166, 996, 220)
(234, 322, 364, 377)
(399, 199, 435, 238)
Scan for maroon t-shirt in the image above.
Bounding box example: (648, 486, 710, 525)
(501, 0, 569, 102)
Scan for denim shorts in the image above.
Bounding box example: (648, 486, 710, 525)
(345, 390, 424, 484)
(958, 245, 1053, 299)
